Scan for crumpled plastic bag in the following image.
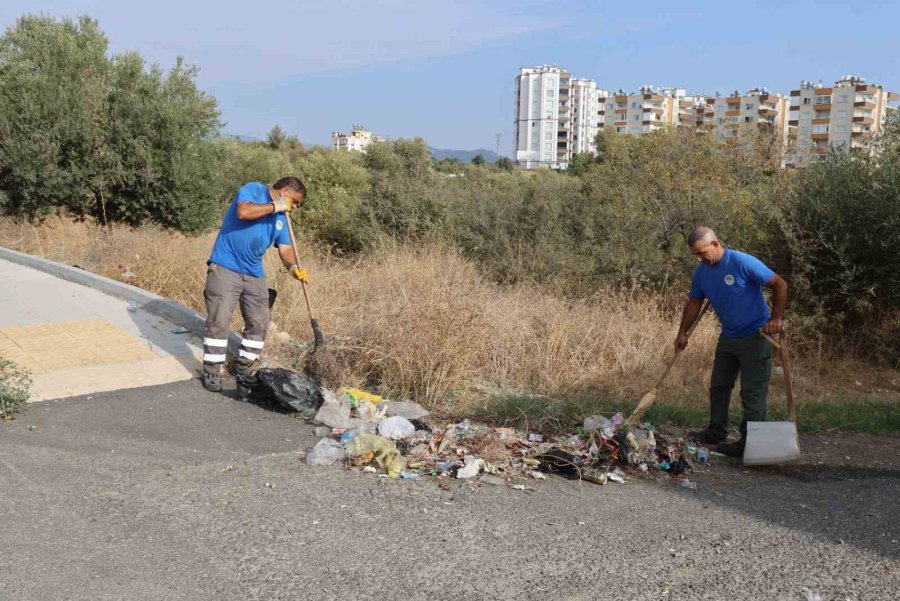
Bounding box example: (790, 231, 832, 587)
(344, 434, 406, 478)
(313, 389, 351, 428)
(381, 400, 430, 420)
(357, 399, 387, 423)
(583, 414, 614, 438)
(456, 455, 485, 479)
(306, 438, 345, 466)
(340, 387, 382, 405)
(377, 415, 416, 440)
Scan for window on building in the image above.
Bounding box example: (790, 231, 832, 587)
(812, 124, 829, 133)
(543, 132, 553, 141)
(530, 139, 538, 151)
(802, 97, 811, 105)
(789, 111, 799, 121)
(837, 94, 849, 103)
(744, 116, 752, 123)
(800, 126, 811, 134)
(836, 110, 848, 118)
(546, 78, 556, 88)
(545, 101, 555, 110)
(815, 111, 830, 119)
(745, 103, 755, 110)
(633, 114, 640, 121)
(543, 143, 552, 152)
(717, 117, 725, 125)
(835, 124, 848, 133)
(815, 95, 831, 104)
(546, 89, 555, 98)
(544, 121, 554, 130)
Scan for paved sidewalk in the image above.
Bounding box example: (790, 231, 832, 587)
(0, 257, 202, 400)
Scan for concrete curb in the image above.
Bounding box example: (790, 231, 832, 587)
(0, 246, 241, 353)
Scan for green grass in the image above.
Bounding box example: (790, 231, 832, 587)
(470, 392, 900, 435)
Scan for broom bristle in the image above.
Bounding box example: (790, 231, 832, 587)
(304, 346, 344, 389)
(627, 390, 657, 425)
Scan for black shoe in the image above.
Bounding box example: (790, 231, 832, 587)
(717, 439, 746, 458)
(688, 428, 727, 445)
(202, 373, 222, 393)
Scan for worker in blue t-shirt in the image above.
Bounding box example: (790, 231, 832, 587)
(675, 226, 788, 457)
(201, 177, 309, 396)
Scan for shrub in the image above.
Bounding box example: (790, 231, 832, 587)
(0, 358, 31, 420)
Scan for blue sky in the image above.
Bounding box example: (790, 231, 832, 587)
(3, 1, 899, 154)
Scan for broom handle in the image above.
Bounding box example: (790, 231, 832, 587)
(284, 212, 315, 322)
(654, 301, 709, 389)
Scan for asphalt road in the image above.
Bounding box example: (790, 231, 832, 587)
(1, 380, 897, 601)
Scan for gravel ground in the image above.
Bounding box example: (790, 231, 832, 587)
(1, 379, 897, 601)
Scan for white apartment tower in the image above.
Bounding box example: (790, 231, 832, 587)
(785, 76, 899, 166)
(570, 78, 608, 155)
(514, 65, 571, 169)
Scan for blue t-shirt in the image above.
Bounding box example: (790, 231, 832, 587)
(209, 182, 291, 277)
(689, 249, 775, 338)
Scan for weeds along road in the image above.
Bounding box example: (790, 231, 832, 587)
(1, 379, 897, 601)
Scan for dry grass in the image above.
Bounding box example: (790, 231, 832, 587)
(1, 217, 897, 420)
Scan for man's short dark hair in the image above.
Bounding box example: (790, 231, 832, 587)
(273, 176, 306, 196)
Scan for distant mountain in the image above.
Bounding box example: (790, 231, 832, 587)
(429, 147, 501, 163)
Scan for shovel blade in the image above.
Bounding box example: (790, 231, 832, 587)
(743, 421, 801, 465)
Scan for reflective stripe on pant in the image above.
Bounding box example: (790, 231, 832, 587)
(707, 331, 773, 437)
(202, 263, 269, 376)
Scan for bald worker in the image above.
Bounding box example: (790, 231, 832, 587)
(676, 227, 788, 457)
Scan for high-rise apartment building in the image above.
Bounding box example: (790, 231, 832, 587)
(785, 75, 899, 166)
(331, 125, 385, 153)
(514, 65, 571, 169)
(602, 86, 700, 136)
(709, 89, 790, 144)
(570, 78, 608, 155)
(514, 66, 898, 169)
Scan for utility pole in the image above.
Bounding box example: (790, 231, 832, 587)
(495, 133, 502, 159)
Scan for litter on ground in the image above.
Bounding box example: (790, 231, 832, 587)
(295, 379, 711, 489)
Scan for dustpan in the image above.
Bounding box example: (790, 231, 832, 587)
(744, 331, 801, 465)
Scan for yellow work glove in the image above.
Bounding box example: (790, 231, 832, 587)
(272, 196, 299, 213)
(290, 265, 309, 283)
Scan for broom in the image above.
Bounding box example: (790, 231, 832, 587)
(626, 301, 709, 426)
(283, 212, 344, 389)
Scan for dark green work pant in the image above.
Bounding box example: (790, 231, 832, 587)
(708, 331, 772, 437)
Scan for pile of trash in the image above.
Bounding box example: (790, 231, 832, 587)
(295, 379, 711, 490)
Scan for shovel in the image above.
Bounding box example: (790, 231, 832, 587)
(743, 331, 801, 465)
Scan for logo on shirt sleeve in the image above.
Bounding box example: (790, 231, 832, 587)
(724, 274, 735, 286)
(275, 220, 284, 231)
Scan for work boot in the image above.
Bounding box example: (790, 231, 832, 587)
(717, 438, 746, 458)
(202, 373, 222, 393)
(688, 428, 727, 445)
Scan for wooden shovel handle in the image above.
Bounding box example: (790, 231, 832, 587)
(761, 331, 796, 424)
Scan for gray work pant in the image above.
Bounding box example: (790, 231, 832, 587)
(202, 263, 269, 377)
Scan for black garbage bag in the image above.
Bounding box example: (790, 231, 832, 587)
(252, 368, 324, 418)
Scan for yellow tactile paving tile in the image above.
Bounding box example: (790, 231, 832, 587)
(0, 319, 158, 373)
(93, 344, 157, 364)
